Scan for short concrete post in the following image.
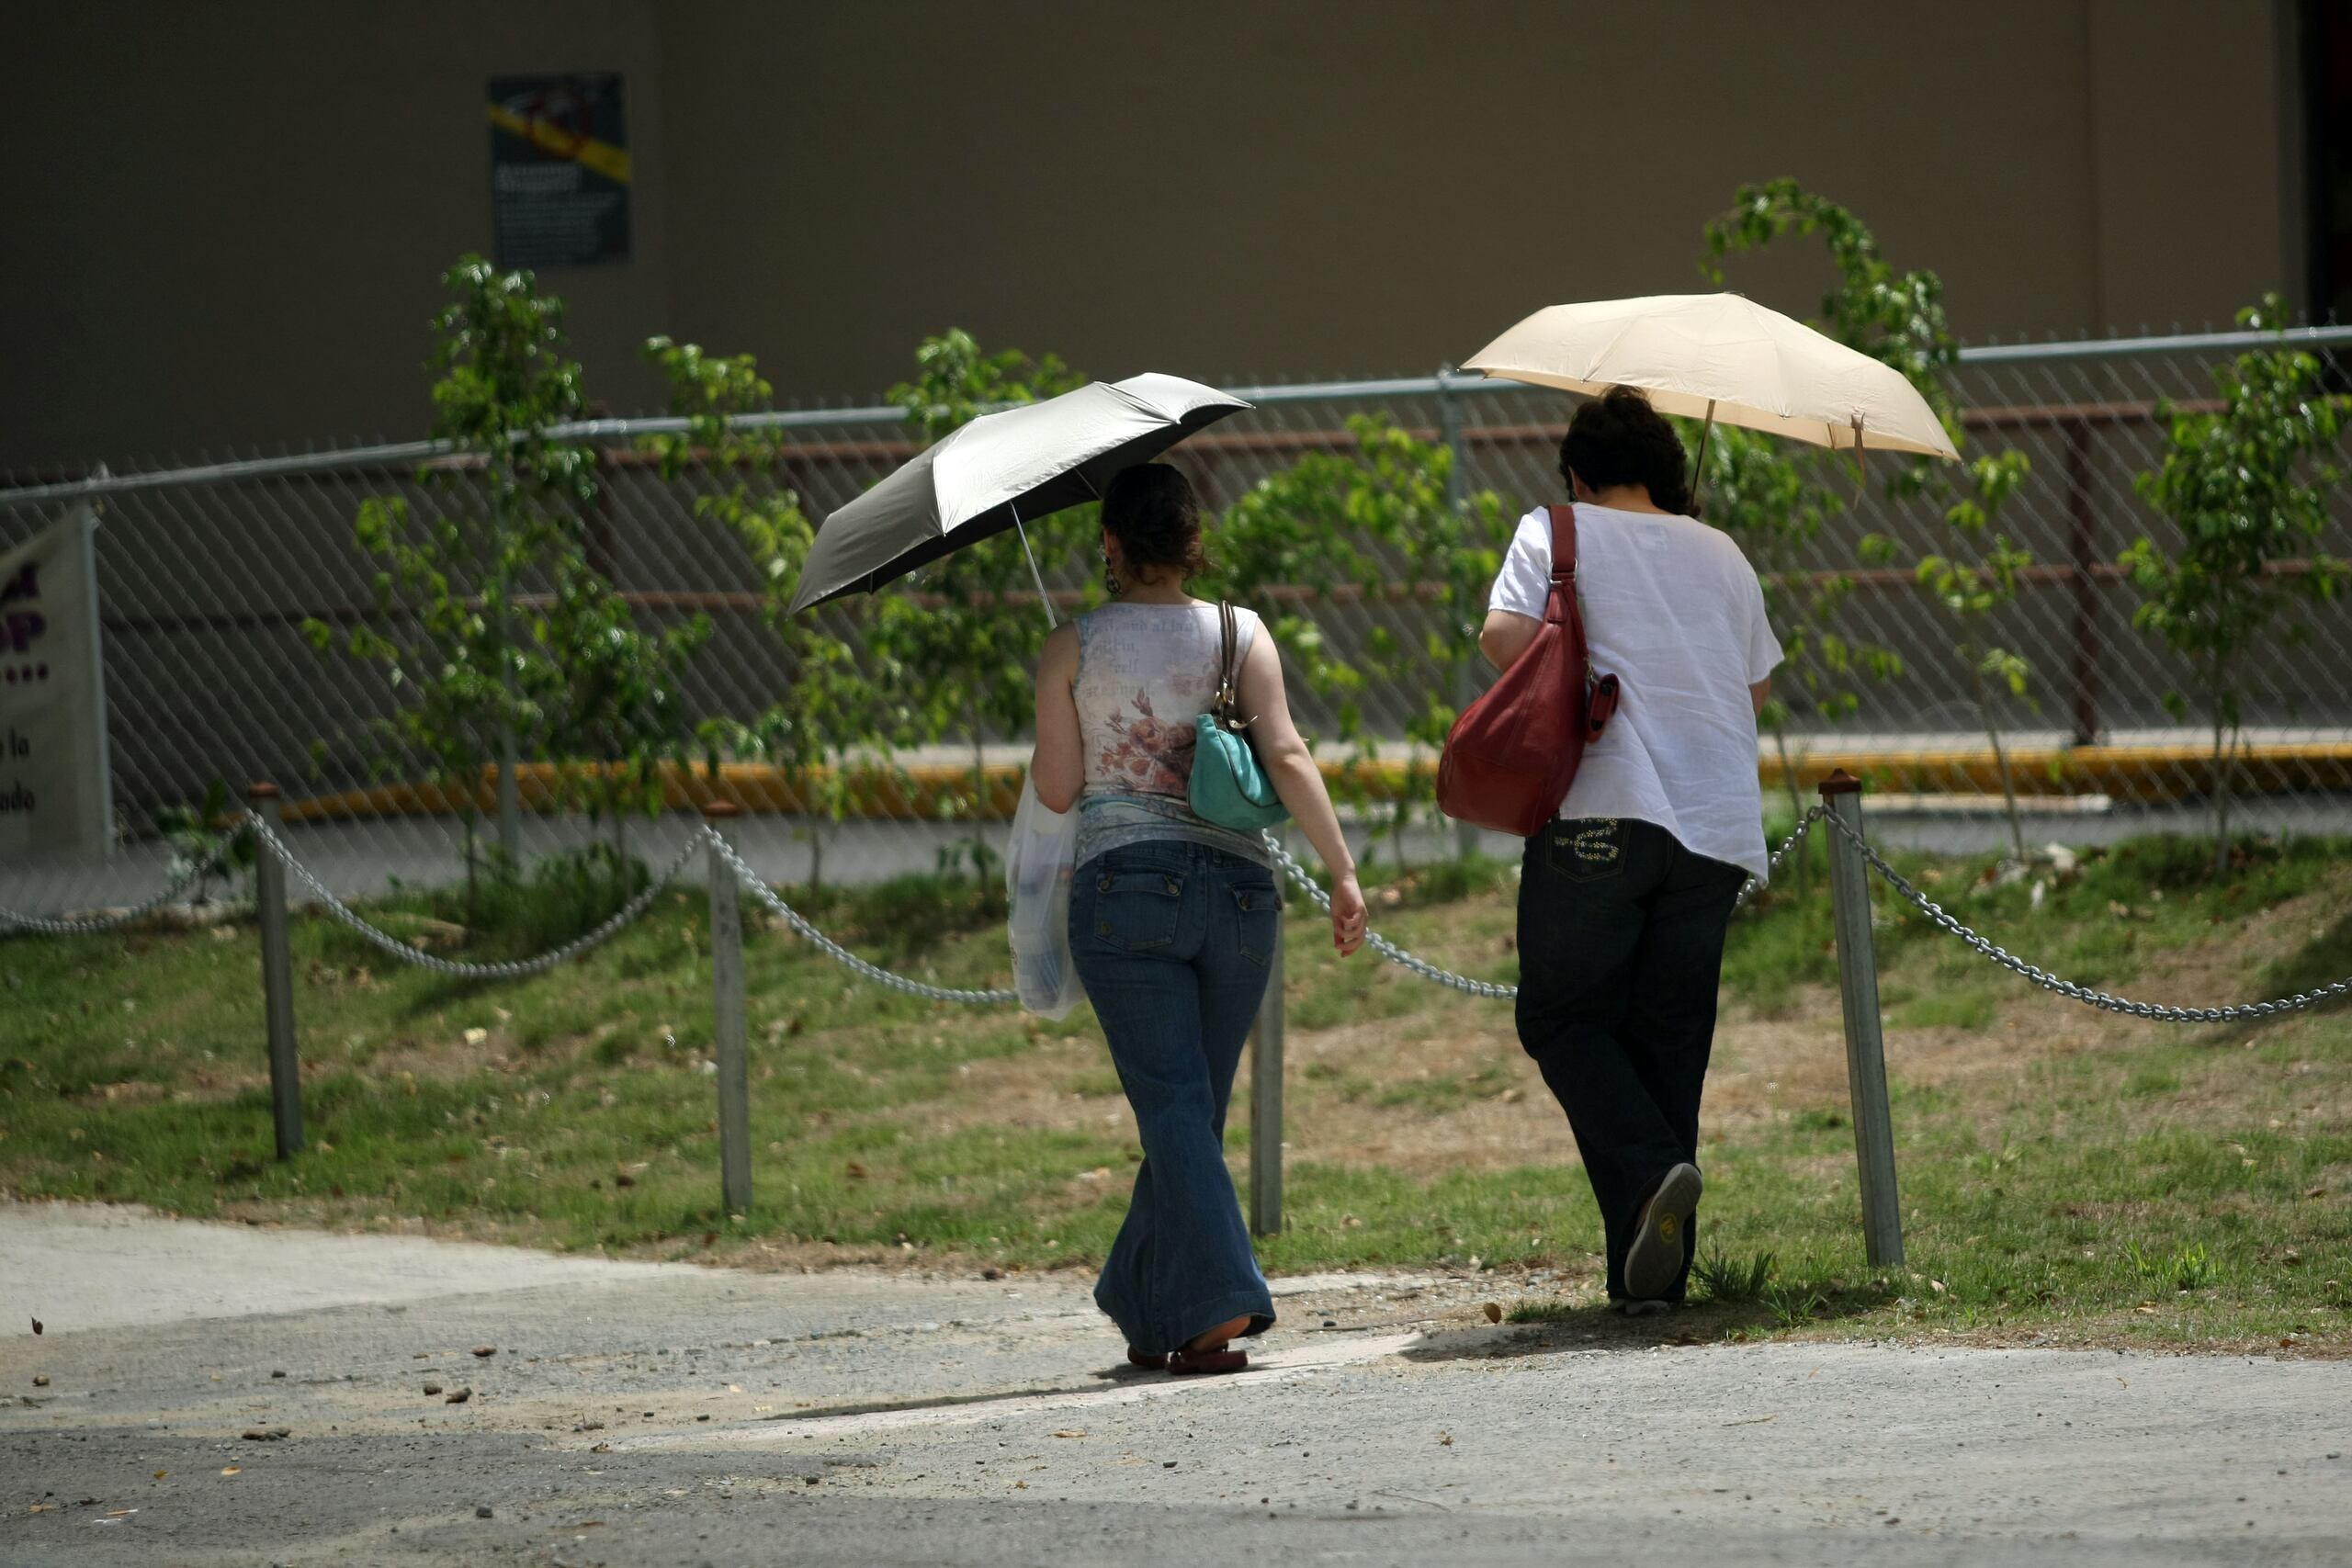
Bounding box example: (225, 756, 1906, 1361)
(1819, 769, 1904, 1267)
(703, 802, 752, 1218)
(248, 783, 302, 1160)
(1248, 907, 1285, 1238)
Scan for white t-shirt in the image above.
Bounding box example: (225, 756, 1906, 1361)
(1487, 504, 1782, 880)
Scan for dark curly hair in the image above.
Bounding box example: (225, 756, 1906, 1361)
(1101, 464, 1207, 581)
(1558, 385, 1696, 515)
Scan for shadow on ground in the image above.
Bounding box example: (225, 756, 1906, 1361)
(1403, 1280, 1894, 1364)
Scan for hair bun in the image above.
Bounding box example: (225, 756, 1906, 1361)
(1558, 383, 1695, 515)
(1102, 464, 1208, 581)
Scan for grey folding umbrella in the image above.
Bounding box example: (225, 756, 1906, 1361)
(787, 372, 1251, 623)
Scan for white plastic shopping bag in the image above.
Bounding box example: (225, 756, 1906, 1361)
(1005, 774, 1084, 1019)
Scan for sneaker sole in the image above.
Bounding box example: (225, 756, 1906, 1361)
(1625, 1163, 1703, 1301)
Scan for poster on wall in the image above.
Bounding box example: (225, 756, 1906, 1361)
(488, 73, 631, 270)
(0, 505, 115, 861)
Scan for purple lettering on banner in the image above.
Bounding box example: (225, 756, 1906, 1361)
(4, 611, 43, 653)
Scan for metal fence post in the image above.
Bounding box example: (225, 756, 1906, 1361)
(1248, 905, 1285, 1237)
(1437, 367, 1481, 862)
(703, 802, 753, 1217)
(248, 783, 302, 1161)
(1436, 366, 1469, 514)
(496, 726, 522, 869)
(1818, 770, 1904, 1267)
(2064, 418, 2104, 746)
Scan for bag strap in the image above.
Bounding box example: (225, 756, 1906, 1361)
(1214, 602, 1252, 731)
(1543, 502, 1619, 740)
(1544, 504, 1578, 625)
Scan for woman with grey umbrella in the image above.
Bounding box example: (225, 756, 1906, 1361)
(1029, 464, 1366, 1374)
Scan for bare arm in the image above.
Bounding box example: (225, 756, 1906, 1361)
(1234, 627, 1365, 956)
(1029, 623, 1083, 812)
(1750, 678, 1771, 717)
(1479, 610, 1541, 672)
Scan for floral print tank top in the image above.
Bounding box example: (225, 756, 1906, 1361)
(1073, 601, 1272, 869)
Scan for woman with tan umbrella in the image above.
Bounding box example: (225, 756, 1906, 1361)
(1478, 386, 1781, 1311)
(1464, 295, 1954, 1310)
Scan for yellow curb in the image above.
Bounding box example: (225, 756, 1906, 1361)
(273, 744, 2352, 825)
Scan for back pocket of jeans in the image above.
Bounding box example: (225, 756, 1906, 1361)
(1546, 818, 1626, 880)
(1231, 882, 1280, 967)
(1091, 869, 1183, 952)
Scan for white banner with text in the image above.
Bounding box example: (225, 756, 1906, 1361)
(1, 506, 114, 859)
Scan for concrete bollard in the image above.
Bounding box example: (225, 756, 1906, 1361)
(703, 802, 752, 1218)
(1818, 769, 1904, 1267)
(248, 783, 302, 1160)
(1249, 906, 1285, 1238)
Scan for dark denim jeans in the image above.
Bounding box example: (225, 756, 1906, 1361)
(1069, 840, 1282, 1354)
(1515, 817, 1746, 1301)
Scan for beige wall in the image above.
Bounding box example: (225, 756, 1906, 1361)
(0, 0, 2302, 468)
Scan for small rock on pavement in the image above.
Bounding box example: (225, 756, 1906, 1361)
(471, 1346, 497, 1358)
(31, 1376, 48, 1387)
(270, 1369, 287, 1379)
(445, 1388, 473, 1404)
(1482, 1303, 1503, 1324)
(424, 1383, 443, 1395)
(476, 1505, 494, 1518)
(241, 1427, 291, 1442)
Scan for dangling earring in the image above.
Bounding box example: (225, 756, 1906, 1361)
(1102, 547, 1122, 598)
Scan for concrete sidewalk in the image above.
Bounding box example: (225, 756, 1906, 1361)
(3, 1201, 2346, 1566)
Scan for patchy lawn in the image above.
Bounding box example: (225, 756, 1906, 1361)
(2, 829, 2346, 1355)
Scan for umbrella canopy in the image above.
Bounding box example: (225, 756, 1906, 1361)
(1462, 292, 1959, 460)
(787, 372, 1250, 615)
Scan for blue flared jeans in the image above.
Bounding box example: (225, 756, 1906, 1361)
(1069, 840, 1281, 1355)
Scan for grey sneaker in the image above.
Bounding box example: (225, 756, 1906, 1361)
(1624, 1163, 1703, 1302)
(1612, 1297, 1673, 1318)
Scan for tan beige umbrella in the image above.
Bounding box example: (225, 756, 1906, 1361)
(1462, 292, 1960, 474)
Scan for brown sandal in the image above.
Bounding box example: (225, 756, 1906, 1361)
(1167, 1347, 1248, 1376)
(1126, 1347, 1168, 1371)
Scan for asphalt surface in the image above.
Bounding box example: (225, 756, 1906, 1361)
(4, 1201, 2348, 1567)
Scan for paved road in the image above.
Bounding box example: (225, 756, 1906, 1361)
(4, 1202, 2347, 1566)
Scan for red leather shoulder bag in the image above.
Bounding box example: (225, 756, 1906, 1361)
(1435, 504, 1621, 838)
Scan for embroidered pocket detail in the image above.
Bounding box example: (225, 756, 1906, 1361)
(1569, 819, 1621, 864)
(1548, 818, 1625, 880)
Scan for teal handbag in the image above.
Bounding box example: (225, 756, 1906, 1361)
(1189, 602, 1290, 832)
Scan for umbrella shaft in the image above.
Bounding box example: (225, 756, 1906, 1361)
(1012, 509, 1057, 630)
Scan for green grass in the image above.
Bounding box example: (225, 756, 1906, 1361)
(3, 827, 2347, 1352)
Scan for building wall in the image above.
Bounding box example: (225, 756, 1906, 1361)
(0, 0, 678, 468)
(0, 0, 2303, 468)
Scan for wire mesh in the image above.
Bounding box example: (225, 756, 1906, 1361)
(4, 328, 2348, 919)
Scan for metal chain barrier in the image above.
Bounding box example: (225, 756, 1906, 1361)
(0, 826, 253, 935)
(703, 829, 1016, 1005)
(245, 810, 703, 980)
(1257, 808, 1828, 1002)
(1823, 808, 2352, 1023)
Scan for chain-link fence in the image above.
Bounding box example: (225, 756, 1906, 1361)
(5, 326, 2350, 919)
